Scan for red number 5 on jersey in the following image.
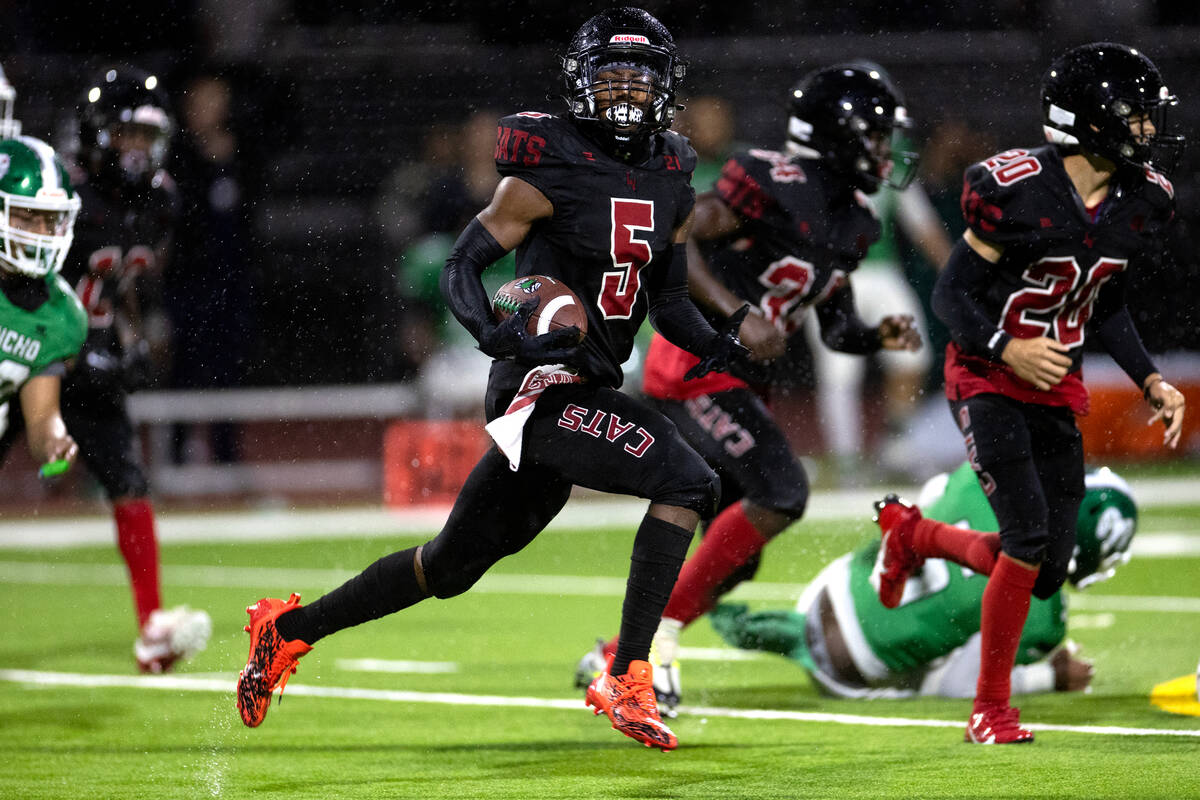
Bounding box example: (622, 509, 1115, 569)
(600, 198, 655, 319)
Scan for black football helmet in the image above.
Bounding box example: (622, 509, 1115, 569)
(786, 63, 917, 193)
(561, 7, 685, 151)
(77, 66, 173, 189)
(1041, 42, 1184, 174)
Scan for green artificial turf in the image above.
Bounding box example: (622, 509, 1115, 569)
(1, 504, 1197, 799)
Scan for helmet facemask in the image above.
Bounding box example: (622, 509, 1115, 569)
(0, 193, 79, 279)
(564, 44, 682, 146)
(0, 136, 80, 279)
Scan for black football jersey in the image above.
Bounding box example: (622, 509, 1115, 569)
(703, 148, 880, 335)
(492, 112, 697, 390)
(958, 144, 1174, 374)
(63, 169, 179, 351)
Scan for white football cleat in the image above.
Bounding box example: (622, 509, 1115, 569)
(135, 605, 213, 674)
(574, 638, 608, 690)
(650, 618, 683, 717)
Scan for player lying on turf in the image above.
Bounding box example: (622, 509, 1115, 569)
(707, 463, 1135, 698)
(575, 60, 922, 717)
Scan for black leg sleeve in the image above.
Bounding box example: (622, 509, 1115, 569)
(275, 546, 428, 645)
(611, 515, 695, 677)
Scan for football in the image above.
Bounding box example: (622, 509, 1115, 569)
(492, 275, 588, 339)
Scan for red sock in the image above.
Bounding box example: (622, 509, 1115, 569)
(114, 498, 161, 629)
(912, 519, 1001, 576)
(975, 553, 1039, 708)
(660, 502, 769, 626)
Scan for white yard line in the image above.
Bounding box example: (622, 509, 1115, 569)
(0, 476, 1194, 550)
(1, 559, 1198, 611)
(1, 668, 1196, 738)
(1, 559, 1199, 610)
(336, 658, 459, 674)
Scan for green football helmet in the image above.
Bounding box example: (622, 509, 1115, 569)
(0, 136, 80, 279)
(0, 64, 20, 140)
(1070, 467, 1138, 589)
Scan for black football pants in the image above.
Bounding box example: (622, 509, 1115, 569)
(949, 393, 1084, 599)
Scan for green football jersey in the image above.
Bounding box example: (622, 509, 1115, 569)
(0, 275, 86, 406)
(843, 462, 1066, 675)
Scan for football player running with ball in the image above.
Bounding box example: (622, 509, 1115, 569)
(711, 463, 1135, 700)
(237, 7, 747, 751)
(876, 43, 1185, 744)
(580, 63, 923, 714)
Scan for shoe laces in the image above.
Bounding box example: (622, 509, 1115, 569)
(610, 672, 661, 720)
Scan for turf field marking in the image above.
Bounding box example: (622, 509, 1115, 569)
(2, 669, 1198, 739)
(336, 658, 458, 674)
(678, 646, 765, 661)
(2, 560, 1200, 611)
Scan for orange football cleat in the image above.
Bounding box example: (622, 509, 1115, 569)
(585, 655, 677, 751)
(873, 494, 925, 609)
(236, 593, 312, 728)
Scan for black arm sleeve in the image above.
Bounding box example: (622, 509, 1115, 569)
(438, 217, 510, 344)
(1091, 274, 1158, 387)
(932, 238, 1011, 361)
(1094, 308, 1157, 387)
(647, 242, 722, 356)
(814, 283, 881, 355)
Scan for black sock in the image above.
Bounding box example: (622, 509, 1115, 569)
(275, 546, 429, 645)
(611, 516, 694, 677)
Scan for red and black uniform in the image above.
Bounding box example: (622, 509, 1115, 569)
(427, 111, 723, 597)
(933, 144, 1170, 596)
(58, 167, 178, 500)
(275, 112, 728, 675)
(642, 149, 883, 520)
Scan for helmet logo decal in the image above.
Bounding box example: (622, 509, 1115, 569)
(787, 117, 813, 142)
(609, 34, 649, 44)
(1047, 104, 1076, 127)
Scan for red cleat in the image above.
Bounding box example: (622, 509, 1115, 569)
(236, 593, 312, 728)
(965, 703, 1035, 744)
(585, 655, 677, 751)
(873, 494, 924, 609)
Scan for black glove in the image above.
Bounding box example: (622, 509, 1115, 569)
(478, 297, 583, 366)
(684, 304, 751, 381)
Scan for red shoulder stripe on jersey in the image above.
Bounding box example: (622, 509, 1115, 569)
(717, 160, 770, 221)
(943, 342, 1089, 415)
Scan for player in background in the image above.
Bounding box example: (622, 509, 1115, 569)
(579, 63, 922, 714)
(59, 66, 210, 672)
(0, 65, 22, 140)
(711, 462, 1133, 699)
(877, 42, 1185, 744)
(236, 7, 747, 751)
(0, 136, 86, 482)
